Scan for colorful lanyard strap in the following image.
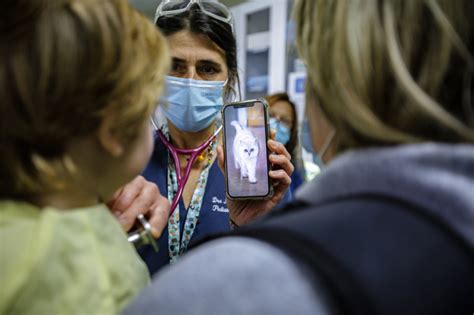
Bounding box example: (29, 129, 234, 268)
(163, 125, 217, 263)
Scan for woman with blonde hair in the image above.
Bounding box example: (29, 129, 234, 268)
(0, 0, 170, 314)
(125, 0, 474, 314)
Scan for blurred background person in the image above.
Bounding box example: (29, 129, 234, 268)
(265, 92, 305, 194)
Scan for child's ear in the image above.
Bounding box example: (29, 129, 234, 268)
(97, 115, 124, 157)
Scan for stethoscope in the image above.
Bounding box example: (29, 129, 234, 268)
(128, 214, 159, 252)
(154, 121, 223, 215)
(127, 121, 222, 251)
(128, 119, 222, 252)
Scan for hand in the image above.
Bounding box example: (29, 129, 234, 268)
(216, 139, 294, 226)
(107, 175, 170, 238)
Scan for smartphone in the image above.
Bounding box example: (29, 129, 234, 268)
(222, 98, 273, 200)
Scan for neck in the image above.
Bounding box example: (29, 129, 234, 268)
(35, 186, 99, 210)
(32, 154, 100, 210)
(168, 121, 217, 149)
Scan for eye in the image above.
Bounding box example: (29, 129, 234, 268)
(170, 61, 187, 76)
(281, 119, 292, 129)
(244, 149, 248, 152)
(196, 61, 223, 79)
(198, 64, 218, 76)
(250, 148, 254, 152)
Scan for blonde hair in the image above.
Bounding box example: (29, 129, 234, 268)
(294, 0, 474, 151)
(0, 0, 169, 199)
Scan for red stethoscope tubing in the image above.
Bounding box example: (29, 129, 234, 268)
(156, 126, 222, 216)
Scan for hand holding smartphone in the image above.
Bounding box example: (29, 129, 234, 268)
(222, 98, 273, 200)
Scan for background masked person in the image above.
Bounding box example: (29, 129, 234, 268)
(124, 0, 474, 314)
(139, 0, 293, 274)
(266, 92, 305, 194)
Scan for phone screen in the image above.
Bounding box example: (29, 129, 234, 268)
(223, 100, 271, 199)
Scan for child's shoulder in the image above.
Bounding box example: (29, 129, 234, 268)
(0, 201, 115, 251)
(0, 201, 148, 315)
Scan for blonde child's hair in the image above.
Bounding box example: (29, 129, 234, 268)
(0, 0, 170, 199)
(294, 0, 474, 152)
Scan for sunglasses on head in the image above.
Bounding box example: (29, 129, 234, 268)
(155, 0, 233, 31)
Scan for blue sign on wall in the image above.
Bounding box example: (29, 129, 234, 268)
(295, 77, 306, 93)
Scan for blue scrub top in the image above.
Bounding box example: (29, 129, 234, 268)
(139, 137, 231, 275)
(290, 168, 305, 195)
(139, 135, 292, 275)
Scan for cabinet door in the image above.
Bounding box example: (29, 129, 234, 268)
(232, 0, 288, 99)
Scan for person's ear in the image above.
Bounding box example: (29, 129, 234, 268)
(97, 115, 124, 157)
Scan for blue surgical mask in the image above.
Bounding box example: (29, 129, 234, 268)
(162, 75, 226, 132)
(269, 117, 291, 145)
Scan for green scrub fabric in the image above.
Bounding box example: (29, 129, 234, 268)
(0, 201, 149, 315)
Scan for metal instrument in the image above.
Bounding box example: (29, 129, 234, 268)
(127, 214, 159, 252)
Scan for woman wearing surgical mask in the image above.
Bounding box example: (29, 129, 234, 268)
(265, 92, 305, 194)
(139, 0, 293, 274)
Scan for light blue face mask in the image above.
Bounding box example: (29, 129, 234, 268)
(162, 75, 226, 132)
(269, 117, 291, 145)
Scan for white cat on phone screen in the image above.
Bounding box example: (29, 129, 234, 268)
(231, 121, 259, 184)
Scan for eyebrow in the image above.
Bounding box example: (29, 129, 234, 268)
(172, 57, 222, 69)
(172, 57, 187, 64)
(197, 60, 222, 69)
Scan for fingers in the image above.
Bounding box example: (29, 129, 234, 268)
(269, 129, 276, 140)
(269, 153, 294, 177)
(267, 140, 293, 193)
(269, 169, 292, 187)
(268, 140, 295, 182)
(148, 194, 170, 238)
(268, 139, 291, 161)
(107, 176, 169, 234)
(106, 186, 123, 210)
(108, 176, 145, 216)
(117, 180, 159, 232)
(268, 140, 294, 184)
(216, 145, 225, 174)
(109, 175, 170, 237)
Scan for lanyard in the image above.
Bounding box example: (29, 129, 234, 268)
(161, 125, 218, 263)
(157, 124, 222, 215)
